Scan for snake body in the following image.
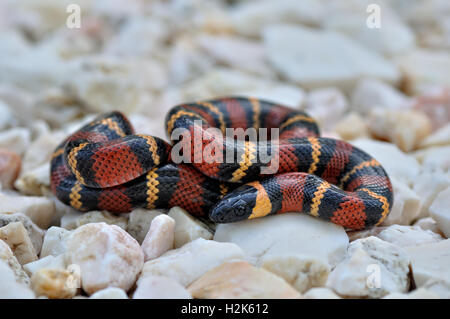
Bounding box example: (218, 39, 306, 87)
(50, 97, 393, 230)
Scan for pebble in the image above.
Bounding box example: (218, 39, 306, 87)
(376, 225, 443, 247)
(304, 87, 348, 131)
(133, 276, 192, 299)
(188, 260, 301, 299)
(422, 279, 450, 299)
(75, 210, 129, 230)
(413, 87, 450, 130)
(90, 287, 128, 299)
(351, 79, 412, 115)
(420, 123, 450, 148)
(405, 239, 450, 287)
(65, 223, 144, 295)
(40, 226, 71, 258)
(326, 236, 410, 298)
(381, 177, 421, 226)
(334, 112, 370, 141)
(0, 149, 21, 189)
(261, 255, 330, 293)
(142, 214, 175, 261)
(167, 207, 213, 248)
(230, 0, 324, 37)
(263, 25, 399, 91)
(30, 268, 79, 299)
(429, 187, 450, 237)
(413, 217, 442, 235)
(0, 239, 30, 285)
(214, 213, 349, 267)
(14, 163, 50, 196)
(0, 260, 34, 299)
(367, 108, 432, 152)
(23, 255, 66, 276)
(414, 146, 450, 173)
(0, 212, 44, 255)
(0, 192, 56, 229)
(395, 49, 450, 95)
(140, 238, 244, 287)
(0, 127, 31, 156)
(412, 172, 450, 220)
(0, 222, 38, 265)
(126, 208, 165, 244)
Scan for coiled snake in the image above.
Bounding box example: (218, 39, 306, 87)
(50, 97, 393, 230)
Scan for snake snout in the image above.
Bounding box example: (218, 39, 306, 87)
(209, 186, 257, 223)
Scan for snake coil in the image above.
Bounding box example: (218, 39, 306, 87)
(50, 97, 393, 230)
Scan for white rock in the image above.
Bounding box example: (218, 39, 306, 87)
(303, 287, 341, 299)
(21, 131, 62, 174)
(167, 207, 212, 248)
(414, 146, 450, 176)
(58, 204, 84, 230)
(133, 276, 192, 299)
(0, 212, 44, 255)
(395, 49, 450, 95)
(75, 211, 128, 230)
(195, 34, 273, 77)
(0, 222, 38, 265)
(105, 17, 169, 57)
(65, 223, 144, 295)
(381, 178, 421, 226)
(0, 192, 56, 229)
(413, 217, 442, 235)
(90, 287, 128, 299)
(0, 148, 21, 189)
(142, 214, 175, 261)
(368, 108, 432, 152)
(0, 239, 30, 285)
(334, 112, 370, 141)
(230, 0, 324, 37)
(188, 260, 301, 299)
(65, 56, 165, 114)
(127, 208, 164, 244)
(383, 288, 439, 299)
(413, 87, 450, 131)
(0, 99, 14, 130)
(14, 163, 50, 196)
(0, 127, 31, 156)
(140, 238, 244, 287)
(423, 279, 450, 299)
(179, 68, 305, 109)
(264, 25, 399, 91)
(405, 239, 450, 287)
(261, 255, 330, 293)
(326, 236, 410, 298)
(40, 226, 71, 258)
(376, 225, 443, 247)
(352, 139, 421, 185)
(412, 171, 450, 220)
(351, 78, 411, 115)
(429, 187, 450, 238)
(0, 260, 34, 299)
(214, 213, 349, 267)
(23, 255, 66, 276)
(304, 88, 348, 130)
(420, 124, 450, 148)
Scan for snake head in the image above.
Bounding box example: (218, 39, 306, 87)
(209, 185, 257, 223)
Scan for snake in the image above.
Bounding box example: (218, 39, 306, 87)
(50, 97, 393, 230)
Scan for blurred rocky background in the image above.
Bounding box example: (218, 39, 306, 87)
(0, 0, 449, 299)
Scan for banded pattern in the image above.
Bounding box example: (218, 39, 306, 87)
(50, 97, 393, 230)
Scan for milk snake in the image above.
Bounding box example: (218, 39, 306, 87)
(50, 97, 393, 230)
